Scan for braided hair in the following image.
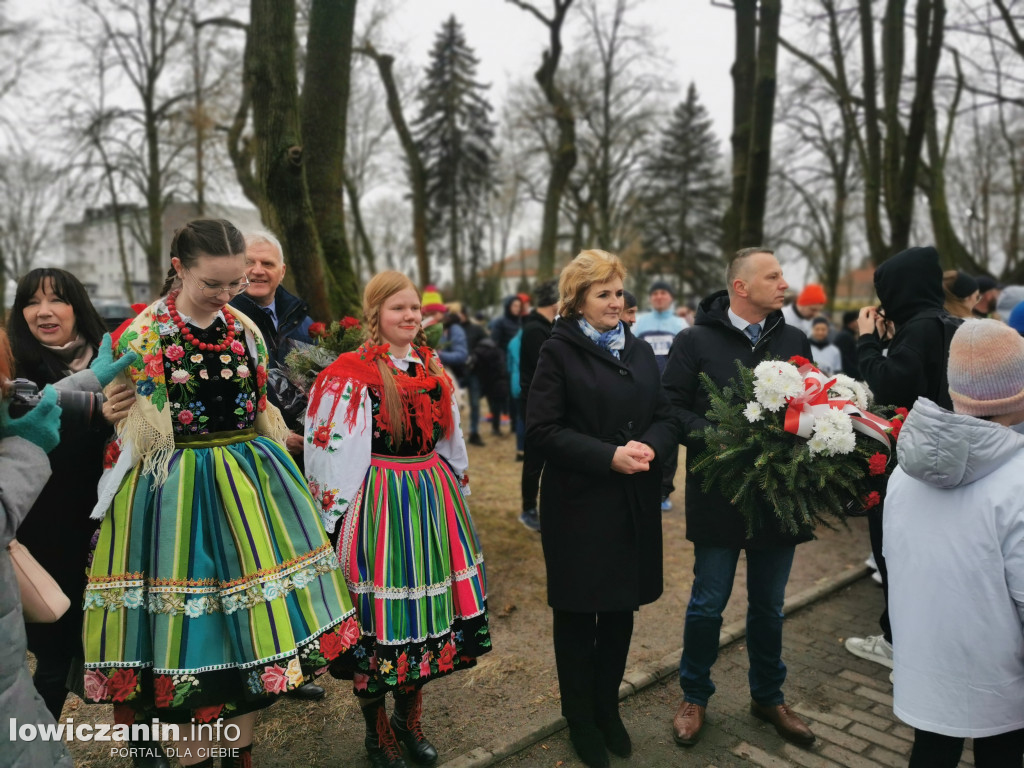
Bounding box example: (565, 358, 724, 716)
(160, 219, 246, 295)
(362, 271, 445, 445)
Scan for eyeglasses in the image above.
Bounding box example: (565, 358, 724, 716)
(185, 268, 250, 298)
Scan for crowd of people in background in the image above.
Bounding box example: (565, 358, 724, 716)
(2, 220, 1023, 768)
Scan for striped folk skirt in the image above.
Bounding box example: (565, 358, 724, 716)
(82, 431, 359, 720)
(333, 452, 491, 697)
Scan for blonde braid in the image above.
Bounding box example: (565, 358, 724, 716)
(364, 303, 406, 444)
(414, 327, 445, 377)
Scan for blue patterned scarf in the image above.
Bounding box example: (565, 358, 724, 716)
(577, 318, 625, 359)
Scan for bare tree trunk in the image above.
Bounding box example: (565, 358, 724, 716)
(357, 45, 430, 288)
(343, 173, 377, 275)
(508, 0, 576, 280)
(721, 0, 757, 255)
(249, 0, 331, 320)
(301, 0, 359, 315)
(885, 0, 945, 253)
(739, 0, 781, 247)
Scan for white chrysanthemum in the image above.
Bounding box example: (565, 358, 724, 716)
(807, 433, 830, 456)
(829, 430, 857, 455)
(757, 390, 788, 412)
(754, 360, 784, 380)
(829, 384, 855, 402)
(743, 402, 764, 422)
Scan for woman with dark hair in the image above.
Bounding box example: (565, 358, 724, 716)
(527, 250, 679, 768)
(6, 268, 133, 721)
(82, 219, 359, 768)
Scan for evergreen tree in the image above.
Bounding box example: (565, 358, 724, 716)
(414, 15, 496, 297)
(641, 83, 728, 299)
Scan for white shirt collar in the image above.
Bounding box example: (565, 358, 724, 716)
(728, 307, 762, 333)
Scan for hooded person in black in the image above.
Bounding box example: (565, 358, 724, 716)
(856, 245, 958, 411)
(487, 295, 523, 437)
(844, 245, 962, 672)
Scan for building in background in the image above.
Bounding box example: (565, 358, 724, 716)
(63, 201, 263, 305)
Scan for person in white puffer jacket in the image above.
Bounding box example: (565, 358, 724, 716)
(884, 318, 1024, 768)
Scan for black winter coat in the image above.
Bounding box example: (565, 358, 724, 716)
(230, 285, 313, 369)
(519, 309, 554, 398)
(662, 291, 814, 549)
(526, 318, 680, 611)
(17, 353, 110, 659)
(857, 246, 959, 411)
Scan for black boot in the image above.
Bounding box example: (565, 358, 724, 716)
(596, 709, 631, 758)
(361, 698, 408, 768)
(392, 688, 438, 765)
(566, 719, 610, 768)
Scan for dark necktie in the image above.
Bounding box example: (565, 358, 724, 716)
(745, 323, 760, 345)
(262, 306, 276, 329)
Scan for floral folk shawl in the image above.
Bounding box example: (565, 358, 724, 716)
(307, 342, 455, 454)
(102, 298, 288, 496)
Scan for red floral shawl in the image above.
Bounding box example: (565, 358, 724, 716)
(307, 342, 455, 453)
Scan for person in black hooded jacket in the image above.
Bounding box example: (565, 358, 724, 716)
(487, 295, 523, 436)
(662, 247, 816, 750)
(844, 245, 961, 672)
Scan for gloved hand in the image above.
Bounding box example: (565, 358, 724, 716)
(90, 333, 139, 387)
(1, 384, 63, 454)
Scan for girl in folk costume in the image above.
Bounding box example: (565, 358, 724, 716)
(305, 271, 491, 768)
(82, 219, 359, 768)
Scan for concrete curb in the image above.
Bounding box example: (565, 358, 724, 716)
(439, 564, 871, 768)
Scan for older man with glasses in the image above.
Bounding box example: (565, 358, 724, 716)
(229, 230, 325, 703)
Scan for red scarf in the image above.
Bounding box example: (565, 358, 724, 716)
(307, 342, 455, 453)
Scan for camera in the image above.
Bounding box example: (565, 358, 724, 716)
(7, 378, 106, 433)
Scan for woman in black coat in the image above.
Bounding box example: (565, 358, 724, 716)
(8, 268, 126, 719)
(526, 250, 679, 768)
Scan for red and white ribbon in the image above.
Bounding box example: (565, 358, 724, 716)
(782, 362, 892, 449)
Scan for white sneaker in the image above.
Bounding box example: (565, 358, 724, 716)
(865, 552, 877, 570)
(871, 570, 883, 585)
(844, 634, 894, 669)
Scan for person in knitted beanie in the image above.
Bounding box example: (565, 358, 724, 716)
(781, 284, 826, 336)
(883, 318, 1024, 767)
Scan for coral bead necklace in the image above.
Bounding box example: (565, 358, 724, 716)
(166, 290, 238, 352)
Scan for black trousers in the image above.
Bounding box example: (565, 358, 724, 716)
(867, 504, 892, 643)
(909, 728, 1024, 768)
(661, 446, 679, 499)
(520, 395, 543, 512)
(552, 609, 634, 722)
(31, 650, 72, 720)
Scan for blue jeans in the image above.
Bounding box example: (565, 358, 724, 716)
(679, 544, 795, 707)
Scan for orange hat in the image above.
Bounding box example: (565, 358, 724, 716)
(797, 284, 827, 306)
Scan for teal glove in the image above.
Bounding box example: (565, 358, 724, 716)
(90, 333, 139, 387)
(1, 384, 62, 454)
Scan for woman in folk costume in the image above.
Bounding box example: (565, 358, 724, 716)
(82, 219, 359, 768)
(304, 271, 491, 768)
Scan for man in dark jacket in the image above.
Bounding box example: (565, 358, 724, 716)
(488, 295, 523, 436)
(517, 280, 558, 532)
(231, 231, 314, 457)
(231, 231, 314, 370)
(230, 230, 325, 703)
(663, 246, 816, 749)
(844, 245, 961, 671)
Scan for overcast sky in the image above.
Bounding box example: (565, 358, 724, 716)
(386, 0, 736, 140)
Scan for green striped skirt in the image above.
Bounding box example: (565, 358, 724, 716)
(333, 452, 491, 697)
(82, 431, 359, 720)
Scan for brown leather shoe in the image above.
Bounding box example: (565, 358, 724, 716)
(750, 701, 816, 747)
(672, 700, 705, 746)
